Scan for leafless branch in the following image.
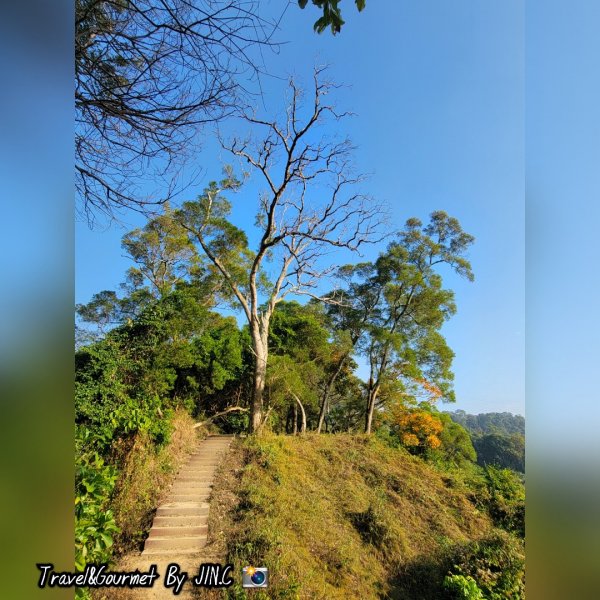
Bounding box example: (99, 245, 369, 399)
(76, 0, 281, 223)
(220, 67, 387, 312)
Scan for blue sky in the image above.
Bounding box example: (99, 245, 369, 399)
(76, 0, 525, 416)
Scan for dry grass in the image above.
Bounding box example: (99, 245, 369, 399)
(218, 433, 493, 599)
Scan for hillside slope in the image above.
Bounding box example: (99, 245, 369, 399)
(214, 433, 507, 599)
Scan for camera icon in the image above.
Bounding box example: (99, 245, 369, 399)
(242, 566, 268, 588)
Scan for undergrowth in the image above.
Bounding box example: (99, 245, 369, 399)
(76, 409, 199, 599)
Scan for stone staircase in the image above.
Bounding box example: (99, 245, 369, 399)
(142, 434, 234, 557)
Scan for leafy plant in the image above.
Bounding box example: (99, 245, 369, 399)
(477, 465, 525, 536)
(298, 0, 366, 34)
(443, 574, 485, 599)
(75, 452, 120, 574)
(449, 532, 525, 600)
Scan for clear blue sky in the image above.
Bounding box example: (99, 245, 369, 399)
(76, 0, 525, 416)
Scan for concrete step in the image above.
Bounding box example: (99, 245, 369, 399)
(148, 525, 208, 538)
(168, 493, 211, 502)
(172, 482, 212, 489)
(179, 465, 217, 471)
(172, 478, 213, 486)
(169, 495, 210, 503)
(177, 475, 214, 482)
(138, 435, 233, 559)
(153, 515, 208, 528)
(169, 490, 211, 497)
(156, 503, 209, 517)
(143, 536, 206, 553)
(175, 480, 213, 487)
(170, 487, 212, 496)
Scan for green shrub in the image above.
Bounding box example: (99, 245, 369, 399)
(450, 531, 525, 600)
(443, 574, 485, 599)
(477, 465, 525, 536)
(75, 452, 120, 598)
(75, 452, 120, 569)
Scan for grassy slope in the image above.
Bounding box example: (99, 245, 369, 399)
(218, 433, 494, 600)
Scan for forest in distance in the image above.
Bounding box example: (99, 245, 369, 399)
(74, 1, 525, 598)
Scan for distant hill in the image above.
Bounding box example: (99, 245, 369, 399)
(445, 411, 525, 473)
(445, 410, 525, 436)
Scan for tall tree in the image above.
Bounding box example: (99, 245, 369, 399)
(269, 301, 333, 433)
(361, 213, 474, 433)
(76, 0, 278, 220)
(315, 263, 377, 433)
(121, 204, 199, 299)
(316, 213, 474, 434)
(176, 69, 382, 432)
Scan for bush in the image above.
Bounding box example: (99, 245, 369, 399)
(75, 452, 120, 599)
(449, 531, 525, 600)
(477, 465, 525, 536)
(443, 574, 485, 599)
(75, 452, 120, 570)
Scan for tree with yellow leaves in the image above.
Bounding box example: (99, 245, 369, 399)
(387, 403, 444, 453)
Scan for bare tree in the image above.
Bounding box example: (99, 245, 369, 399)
(177, 67, 384, 432)
(75, 0, 279, 221)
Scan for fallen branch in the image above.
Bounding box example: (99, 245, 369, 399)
(193, 406, 248, 428)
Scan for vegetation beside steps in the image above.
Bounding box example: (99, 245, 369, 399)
(76, 411, 203, 598)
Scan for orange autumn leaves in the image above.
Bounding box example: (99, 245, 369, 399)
(387, 403, 444, 450)
(414, 378, 443, 402)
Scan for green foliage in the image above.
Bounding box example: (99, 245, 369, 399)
(331, 212, 475, 433)
(449, 532, 525, 600)
(448, 410, 525, 436)
(446, 410, 525, 473)
(427, 412, 477, 469)
(298, 0, 366, 34)
(443, 574, 485, 599)
(75, 453, 120, 571)
(476, 466, 525, 536)
(473, 432, 525, 473)
(121, 203, 199, 298)
(76, 282, 248, 453)
(112, 397, 173, 447)
(267, 301, 336, 430)
(176, 175, 256, 308)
